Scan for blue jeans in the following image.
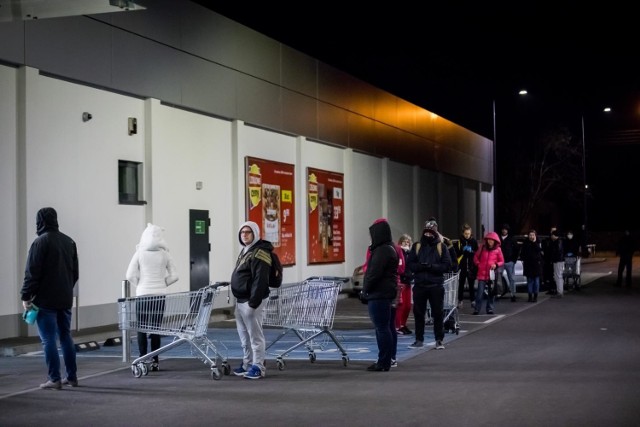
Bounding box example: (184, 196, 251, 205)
(367, 299, 394, 368)
(527, 276, 540, 294)
(474, 280, 495, 313)
(36, 307, 77, 382)
(503, 261, 516, 294)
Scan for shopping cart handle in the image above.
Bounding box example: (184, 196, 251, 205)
(210, 281, 230, 289)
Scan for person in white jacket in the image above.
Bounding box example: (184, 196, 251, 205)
(126, 223, 179, 371)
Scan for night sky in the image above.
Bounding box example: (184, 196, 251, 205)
(195, 2, 640, 233)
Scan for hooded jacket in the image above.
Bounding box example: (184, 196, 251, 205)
(407, 225, 452, 286)
(231, 221, 274, 308)
(126, 223, 179, 296)
(362, 219, 399, 301)
(21, 207, 79, 309)
(473, 231, 505, 281)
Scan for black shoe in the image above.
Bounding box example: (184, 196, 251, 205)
(510, 296, 517, 302)
(366, 363, 389, 372)
(151, 362, 159, 372)
(487, 310, 494, 314)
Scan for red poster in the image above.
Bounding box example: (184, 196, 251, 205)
(245, 157, 296, 266)
(307, 168, 345, 264)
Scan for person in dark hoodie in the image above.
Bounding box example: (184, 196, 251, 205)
(21, 207, 79, 389)
(361, 218, 399, 372)
(230, 221, 274, 380)
(407, 219, 452, 350)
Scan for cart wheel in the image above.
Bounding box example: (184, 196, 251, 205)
(309, 352, 317, 363)
(211, 368, 221, 380)
(455, 327, 460, 335)
(140, 363, 149, 376)
(222, 363, 231, 376)
(132, 365, 142, 378)
(276, 359, 285, 371)
(342, 356, 349, 367)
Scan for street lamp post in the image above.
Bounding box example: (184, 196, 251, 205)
(492, 99, 497, 230)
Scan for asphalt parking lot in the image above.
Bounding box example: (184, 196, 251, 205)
(1, 256, 639, 427)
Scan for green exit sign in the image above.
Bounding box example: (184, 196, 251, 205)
(194, 220, 206, 234)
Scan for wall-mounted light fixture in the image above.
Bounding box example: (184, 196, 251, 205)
(196, 181, 203, 190)
(82, 112, 92, 122)
(128, 117, 137, 135)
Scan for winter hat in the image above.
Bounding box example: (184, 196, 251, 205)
(423, 219, 438, 236)
(501, 223, 510, 231)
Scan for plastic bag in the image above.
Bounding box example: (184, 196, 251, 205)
(22, 304, 39, 325)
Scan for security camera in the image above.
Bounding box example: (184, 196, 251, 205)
(82, 112, 92, 122)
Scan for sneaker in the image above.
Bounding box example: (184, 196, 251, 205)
(398, 326, 412, 335)
(150, 362, 160, 372)
(435, 340, 445, 350)
(390, 359, 398, 368)
(396, 328, 408, 335)
(232, 364, 248, 377)
(244, 364, 265, 380)
(39, 380, 61, 390)
(62, 378, 79, 387)
(472, 311, 479, 315)
(487, 310, 494, 315)
(408, 340, 424, 349)
(510, 296, 517, 302)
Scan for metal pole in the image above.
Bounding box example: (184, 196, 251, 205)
(121, 280, 131, 363)
(581, 115, 588, 252)
(493, 99, 497, 230)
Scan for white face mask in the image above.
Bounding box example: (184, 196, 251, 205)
(567, 234, 573, 239)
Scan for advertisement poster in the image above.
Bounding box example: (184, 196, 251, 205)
(245, 157, 295, 266)
(307, 168, 344, 264)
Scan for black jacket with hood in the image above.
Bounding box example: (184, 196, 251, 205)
(231, 221, 274, 308)
(408, 226, 452, 286)
(21, 207, 79, 310)
(362, 219, 398, 301)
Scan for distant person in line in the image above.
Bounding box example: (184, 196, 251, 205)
(520, 229, 543, 302)
(126, 223, 179, 372)
(615, 230, 636, 287)
(21, 207, 79, 390)
(361, 218, 399, 371)
(396, 234, 414, 336)
(541, 226, 558, 295)
(548, 229, 565, 298)
(230, 221, 274, 379)
(472, 231, 504, 315)
(499, 223, 520, 302)
(563, 230, 582, 290)
(454, 224, 478, 308)
(407, 219, 452, 350)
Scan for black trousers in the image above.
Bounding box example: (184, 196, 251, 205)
(412, 284, 445, 342)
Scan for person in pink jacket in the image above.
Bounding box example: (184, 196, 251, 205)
(472, 231, 504, 315)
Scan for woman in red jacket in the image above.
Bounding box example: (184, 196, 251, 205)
(472, 231, 504, 315)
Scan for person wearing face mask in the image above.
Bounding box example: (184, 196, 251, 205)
(395, 234, 414, 336)
(407, 220, 452, 350)
(563, 230, 582, 290)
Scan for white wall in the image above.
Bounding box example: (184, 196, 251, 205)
(0, 65, 492, 339)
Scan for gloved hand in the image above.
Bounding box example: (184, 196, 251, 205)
(22, 300, 32, 310)
(463, 245, 473, 253)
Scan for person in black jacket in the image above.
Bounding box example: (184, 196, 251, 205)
(520, 229, 543, 302)
(499, 223, 520, 302)
(454, 224, 478, 308)
(407, 219, 452, 350)
(615, 230, 636, 287)
(21, 207, 79, 389)
(362, 218, 399, 371)
(230, 221, 274, 379)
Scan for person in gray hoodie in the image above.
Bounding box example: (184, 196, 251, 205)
(230, 221, 274, 380)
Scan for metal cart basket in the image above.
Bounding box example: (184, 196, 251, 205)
(263, 277, 349, 370)
(118, 282, 229, 380)
(426, 271, 460, 335)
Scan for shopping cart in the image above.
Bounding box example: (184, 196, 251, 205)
(118, 282, 229, 380)
(263, 277, 349, 370)
(563, 256, 581, 289)
(425, 272, 460, 335)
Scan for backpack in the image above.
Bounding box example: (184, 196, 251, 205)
(269, 251, 283, 288)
